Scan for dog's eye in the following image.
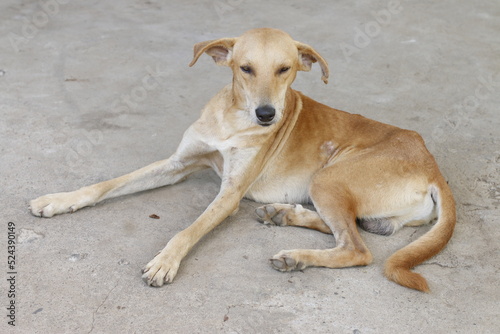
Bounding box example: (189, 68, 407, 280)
(279, 66, 290, 74)
(240, 66, 252, 74)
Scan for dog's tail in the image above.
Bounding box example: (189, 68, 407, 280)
(384, 179, 456, 292)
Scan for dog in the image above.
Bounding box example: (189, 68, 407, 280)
(30, 28, 456, 292)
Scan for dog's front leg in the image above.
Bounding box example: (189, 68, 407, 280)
(142, 148, 262, 287)
(30, 127, 211, 217)
(141, 183, 242, 286)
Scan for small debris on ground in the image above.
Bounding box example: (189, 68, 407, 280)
(68, 253, 88, 262)
(17, 228, 44, 243)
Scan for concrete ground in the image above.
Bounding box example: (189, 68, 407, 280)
(1, 0, 499, 333)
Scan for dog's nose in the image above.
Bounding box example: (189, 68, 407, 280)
(255, 105, 275, 123)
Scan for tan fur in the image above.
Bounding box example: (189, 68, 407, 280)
(30, 28, 456, 292)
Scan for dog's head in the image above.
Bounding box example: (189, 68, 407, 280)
(189, 28, 329, 127)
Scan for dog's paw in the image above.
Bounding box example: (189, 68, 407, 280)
(30, 192, 80, 218)
(270, 250, 305, 272)
(142, 252, 180, 287)
(255, 205, 288, 226)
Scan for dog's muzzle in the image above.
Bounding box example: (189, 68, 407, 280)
(255, 105, 275, 126)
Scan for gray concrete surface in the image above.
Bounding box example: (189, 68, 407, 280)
(1, 0, 499, 333)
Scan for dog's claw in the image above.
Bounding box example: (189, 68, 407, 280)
(141, 269, 161, 287)
(141, 251, 180, 287)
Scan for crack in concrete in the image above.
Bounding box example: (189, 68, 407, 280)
(408, 228, 419, 240)
(222, 303, 244, 323)
(88, 282, 119, 334)
(422, 261, 458, 269)
(222, 302, 285, 329)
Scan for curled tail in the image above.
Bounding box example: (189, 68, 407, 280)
(384, 180, 456, 292)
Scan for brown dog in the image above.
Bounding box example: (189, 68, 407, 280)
(30, 28, 456, 292)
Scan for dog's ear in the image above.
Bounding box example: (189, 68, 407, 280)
(189, 38, 237, 67)
(295, 42, 329, 84)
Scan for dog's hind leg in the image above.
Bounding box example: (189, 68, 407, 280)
(269, 169, 373, 272)
(255, 203, 332, 234)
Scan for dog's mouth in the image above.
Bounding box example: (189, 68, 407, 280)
(258, 121, 274, 127)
